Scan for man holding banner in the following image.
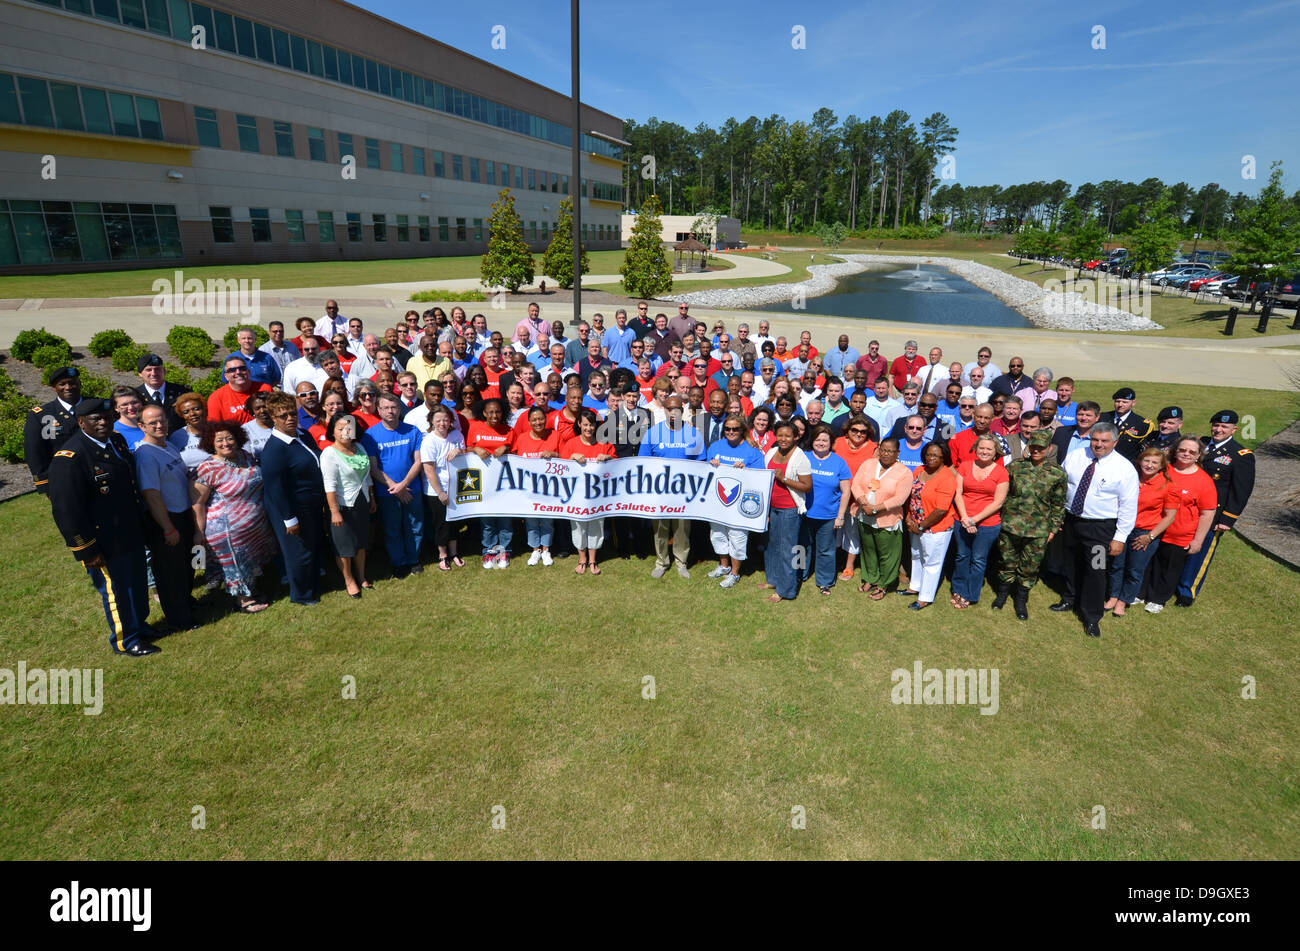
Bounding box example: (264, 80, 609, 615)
(639, 396, 705, 579)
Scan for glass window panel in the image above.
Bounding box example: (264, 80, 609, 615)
(109, 92, 138, 136)
(195, 106, 220, 147)
(396, 214, 408, 242)
(337, 132, 353, 162)
(105, 211, 135, 257)
(153, 204, 176, 216)
(456, 218, 466, 241)
(144, 0, 169, 34)
(307, 41, 324, 76)
(213, 10, 236, 52)
(403, 73, 415, 102)
(365, 59, 379, 92)
(323, 46, 338, 81)
(352, 55, 367, 89)
(44, 213, 81, 263)
(233, 17, 255, 57)
(290, 35, 307, 72)
(236, 114, 259, 152)
(254, 22, 274, 63)
(336, 49, 351, 84)
(50, 84, 84, 131)
(17, 77, 54, 128)
(136, 97, 162, 139)
(389, 143, 403, 172)
(438, 217, 448, 241)
(486, 160, 495, 186)
(515, 166, 522, 189)
(286, 209, 305, 242)
(156, 212, 182, 257)
(0, 213, 17, 267)
(81, 88, 112, 134)
(452, 154, 462, 180)
(0, 75, 20, 125)
(473, 218, 483, 241)
(209, 206, 234, 243)
(12, 213, 52, 264)
(317, 211, 335, 242)
(274, 120, 294, 157)
(272, 29, 291, 67)
(417, 216, 429, 242)
(249, 208, 271, 242)
(433, 151, 444, 177)
(189, 3, 212, 38)
(119, 0, 146, 28)
(307, 127, 326, 162)
(131, 211, 161, 258)
(346, 212, 361, 242)
(412, 147, 425, 176)
(378, 64, 390, 97)
(168, 0, 191, 41)
(73, 201, 101, 214)
(469, 158, 479, 183)
(75, 213, 111, 262)
(365, 138, 380, 169)
(64, 0, 92, 12)
(372, 213, 386, 242)
(93, 0, 120, 22)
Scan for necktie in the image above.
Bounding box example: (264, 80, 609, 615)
(1069, 459, 1097, 515)
(711, 419, 720, 444)
(922, 365, 935, 392)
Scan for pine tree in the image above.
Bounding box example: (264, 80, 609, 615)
(541, 198, 589, 290)
(620, 195, 673, 298)
(480, 189, 535, 292)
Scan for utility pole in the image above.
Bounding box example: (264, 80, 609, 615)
(570, 0, 582, 327)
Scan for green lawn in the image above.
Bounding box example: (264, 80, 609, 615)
(0, 250, 643, 300)
(2, 380, 1295, 860)
(589, 252, 832, 296)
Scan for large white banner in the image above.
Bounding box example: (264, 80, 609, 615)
(447, 455, 775, 531)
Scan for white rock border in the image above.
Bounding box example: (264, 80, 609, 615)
(665, 253, 1163, 332)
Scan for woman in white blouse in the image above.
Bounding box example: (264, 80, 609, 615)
(320, 414, 375, 598)
(419, 405, 467, 570)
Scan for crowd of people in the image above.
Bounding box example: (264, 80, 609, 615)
(24, 298, 1256, 654)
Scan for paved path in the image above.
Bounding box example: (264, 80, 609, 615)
(1236, 421, 1300, 571)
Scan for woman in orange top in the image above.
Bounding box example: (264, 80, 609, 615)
(1142, 436, 1218, 613)
(899, 442, 958, 610)
(511, 406, 561, 566)
(462, 398, 514, 568)
(309, 390, 349, 451)
(833, 412, 879, 581)
(330, 334, 357, 374)
(1106, 448, 1177, 616)
(851, 438, 913, 599)
(561, 408, 617, 575)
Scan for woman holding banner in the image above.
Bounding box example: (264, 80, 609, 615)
(762, 421, 813, 604)
(461, 398, 513, 569)
(420, 405, 465, 571)
(705, 414, 766, 590)
(562, 409, 617, 575)
(511, 406, 561, 567)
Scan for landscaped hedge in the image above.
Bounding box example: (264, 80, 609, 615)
(88, 329, 134, 358)
(31, 343, 74, 371)
(11, 328, 70, 363)
(111, 344, 150, 373)
(166, 326, 217, 368)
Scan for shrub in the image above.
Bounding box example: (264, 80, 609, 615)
(163, 362, 193, 391)
(222, 324, 269, 351)
(31, 343, 74, 370)
(0, 415, 23, 464)
(111, 343, 150, 373)
(409, 289, 488, 303)
(168, 327, 217, 368)
(88, 329, 134, 357)
(78, 370, 113, 399)
(192, 366, 224, 398)
(0, 366, 18, 401)
(11, 328, 69, 363)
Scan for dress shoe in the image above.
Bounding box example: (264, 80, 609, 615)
(292, 598, 321, 606)
(1084, 621, 1101, 638)
(119, 641, 161, 657)
(1012, 586, 1029, 621)
(991, 585, 1010, 610)
(1050, 600, 1073, 612)
(1174, 595, 1194, 607)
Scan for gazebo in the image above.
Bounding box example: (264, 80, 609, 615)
(672, 237, 708, 273)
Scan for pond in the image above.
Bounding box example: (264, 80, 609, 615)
(757, 262, 1030, 327)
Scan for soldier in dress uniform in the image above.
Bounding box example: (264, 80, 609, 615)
(47, 399, 160, 656)
(133, 352, 188, 431)
(1176, 409, 1256, 605)
(993, 429, 1067, 621)
(23, 365, 83, 496)
(1139, 406, 1184, 455)
(1100, 387, 1154, 462)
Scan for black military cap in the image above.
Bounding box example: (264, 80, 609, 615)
(1157, 406, 1183, 421)
(1211, 409, 1239, 425)
(74, 398, 111, 417)
(49, 366, 79, 385)
(137, 352, 164, 372)
(1112, 387, 1137, 401)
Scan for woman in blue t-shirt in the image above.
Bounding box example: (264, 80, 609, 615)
(801, 424, 852, 594)
(704, 414, 767, 589)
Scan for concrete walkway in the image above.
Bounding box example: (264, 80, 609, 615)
(1237, 421, 1300, 571)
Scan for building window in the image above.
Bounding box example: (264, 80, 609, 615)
(0, 199, 181, 266)
(346, 212, 361, 242)
(285, 209, 305, 242)
(249, 207, 271, 242)
(473, 218, 483, 241)
(452, 154, 463, 181)
(317, 211, 335, 242)
(337, 132, 353, 164)
(581, 223, 587, 241)
(372, 213, 387, 241)
(396, 214, 409, 242)
(365, 137, 380, 169)
(273, 120, 294, 157)
(469, 158, 479, 183)
(390, 142, 404, 172)
(550, 173, 558, 194)
(109, 92, 137, 137)
(529, 221, 537, 241)
(515, 166, 523, 189)
(236, 114, 259, 152)
(528, 168, 535, 191)
(591, 181, 622, 202)
(307, 127, 326, 161)
(437, 216, 448, 241)
(417, 215, 430, 242)
(561, 175, 568, 195)
(413, 147, 425, 176)
(210, 205, 234, 243)
(194, 106, 220, 147)
(433, 150, 445, 177)
(455, 217, 466, 242)
(541, 221, 549, 241)
(486, 160, 495, 186)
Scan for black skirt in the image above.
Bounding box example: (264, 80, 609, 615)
(330, 499, 371, 557)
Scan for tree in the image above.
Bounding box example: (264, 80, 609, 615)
(480, 189, 534, 292)
(540, 197, 589, 290)
(919, 112, 958, 223)
(620, 195, 673, 298)
(1224, 162, 1300, 312)
(816, 221, 848, 253)
(1065, 219, 1108, 278)
(1125, 192, 1183, 284)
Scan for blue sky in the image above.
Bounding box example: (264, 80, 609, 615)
(361, 0, 1298, 195)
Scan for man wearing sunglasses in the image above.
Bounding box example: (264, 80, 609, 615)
(314, 300, 348, 339)
(208, 357, 272, 424)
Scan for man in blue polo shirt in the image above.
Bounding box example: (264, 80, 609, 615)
(222, 327, 282, 386)
(601, 309, 637, 366)
(639, 395, 704, 579)
(362, 393, 425, 578)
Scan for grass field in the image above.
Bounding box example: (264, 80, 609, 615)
(590, 252, 837, 296)
(1, 379, 1295, 860)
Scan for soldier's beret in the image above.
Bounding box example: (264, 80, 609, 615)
(74, 398, 111, 417)
(137, 352, 164, 372)
(48, 366, 79, 385)
(1157, 406, 1183, 421)
(1027, 430, 1053, 448)
(1211, 409, 1239, 424)
(1112, 387, 1136, 401)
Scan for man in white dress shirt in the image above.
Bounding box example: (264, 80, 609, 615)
(314, 300, 348, 339)
(1052, 422, 1138, 638)
(281, 336, 324, 400)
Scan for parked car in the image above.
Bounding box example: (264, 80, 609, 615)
(1198, 274, 1235, 294)
(1149, 263, 1213, 285)
(1266, 272, 1300, 308)
(1187, 272, 1232, 292)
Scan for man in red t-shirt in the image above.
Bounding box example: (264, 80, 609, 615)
(855, 339, 889, 385)
(949, 403, 1002, 468)
(208, 356, 272, 423)
(797, 330, 819, 361)
(890, 340, 927, 395)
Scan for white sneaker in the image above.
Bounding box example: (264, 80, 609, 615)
(676, 563, 691, 579)
(482, 555, 495, 570)
(541, 551, 554, 567)
(1145, 602, 1163, 614)
(496, 552, 510, 570)
(650, 564, 668, 579)
(719, 573, 739, 589)
(1131, 598, 1145, 605)
(527, 550, 542, 566)
(708, 564, 729, 578)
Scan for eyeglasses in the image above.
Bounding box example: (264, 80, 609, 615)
(399, 381, 417, 388)
(849, 427, 868, 435)
(272, 411, 296, 420)
(226, 367, 248, 375)
(693, 363, 707, 369)
(723, 427, 742, 434)
(326, 306, 339, 311)
(920, 402, 937, 408)
(296, 390, 317, 398)
(358, 392, 377, 401)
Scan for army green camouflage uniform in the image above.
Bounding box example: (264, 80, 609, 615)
(997, 457, 1067, 589)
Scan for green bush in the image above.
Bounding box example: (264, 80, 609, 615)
(88, 329, 134, 357)
(168, 328, 217, 368)
(78, 369, 113, 399)
(192, 366, 224, 398)
(31, 343, 74, 371)
(166, 324, 211, 347)
(163, 362, 193, 391)
(409, 289, 488, 303)
(222, 324, 269, 350)
(111, 343, 149, 373)
(0, 366, 18, 401)
(11, 328, 69, 363)
(0, 414, 23, 464)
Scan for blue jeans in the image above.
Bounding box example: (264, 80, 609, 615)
(801, 516, 840, 589)
(952, 523, 1001, 603)
(1108, 527, 1158, 604)
(481, 516, 513, 555)
(525, 517, 553, 549)
(764, 507, 802, 600)
(377, 492, 425, 569)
